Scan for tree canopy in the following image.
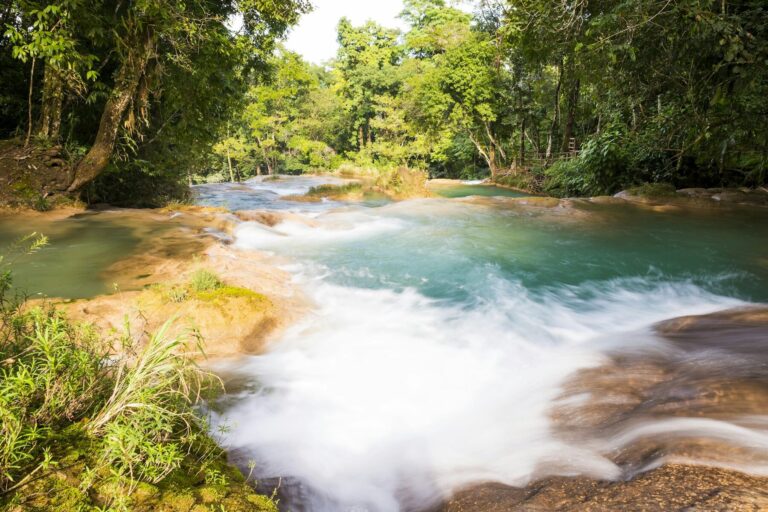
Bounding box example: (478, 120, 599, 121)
(1, 0, 309, 201)
(2, 0, 766, 203)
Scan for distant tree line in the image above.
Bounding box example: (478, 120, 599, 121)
(2, 0, 766, 202)
(213, 0, 767, 195)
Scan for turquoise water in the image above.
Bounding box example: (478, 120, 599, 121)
(0, 212, 156, 298)
(430, 182, 528, 199)
(236, 199, 768, 304)
(218, 181, 768, 511)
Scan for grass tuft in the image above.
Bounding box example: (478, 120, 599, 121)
(305, 183, 362, 197)
(189, 270, 223, 293)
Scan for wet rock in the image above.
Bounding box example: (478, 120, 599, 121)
(442, 465, 768, 511)
(61, 243, 309, 358)
(234, 210, 283, 226)
(615, 187, 768, 208)
(442, 306, 768, 511)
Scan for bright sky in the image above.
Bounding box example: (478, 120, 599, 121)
(285, 0, 474, 64)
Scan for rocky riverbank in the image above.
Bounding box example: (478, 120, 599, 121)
(1, 205, 310, 512)
(442, 306, 768, 511)
(3, 205, 310, 358)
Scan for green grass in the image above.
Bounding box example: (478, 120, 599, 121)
(195, 286, 269, 305)
(0, 249, 278, 511)
(159, 270, 225, 303)
(189, 269, 223, 293)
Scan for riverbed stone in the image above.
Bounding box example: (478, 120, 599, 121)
(442, 465, 768, 511)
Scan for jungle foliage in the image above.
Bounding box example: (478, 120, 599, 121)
(2, 0, 767, 201)
(205, 0, 768, 195)
(0, 0, 309, 203)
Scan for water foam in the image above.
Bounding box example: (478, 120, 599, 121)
(234, 213, 406, 251)
(215, 274, 742, 511)
(213, 192, 758, 511)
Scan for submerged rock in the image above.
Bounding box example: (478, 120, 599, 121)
(616, 186, 768, 208)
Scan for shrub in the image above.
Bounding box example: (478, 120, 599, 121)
(0, 309, 108, 490)
(374, 167, 430, 198)
(544, 128, 630, 197)
(88, 160, 192, 208)
(166, 286, 189, 303)
(494, 168, 546, 193)
(0, 300, 219, 492)
(0, 243, 278, 510)
(92, 321, 216, 484)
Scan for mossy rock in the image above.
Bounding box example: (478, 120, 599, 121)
(3, 470, 92, 511)
(156, 490, 196, 512)
(305, 182, 364, 200)
(282, 194, 323, 203)
(197, 486, 225, 504)
(194, 286, 270, 305)
(624, 182, 679, 198)
(2, 435, 278, 512)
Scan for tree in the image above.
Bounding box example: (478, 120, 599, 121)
(413, 31, 512, 177)
(336, 18, 403, 152)
(4, 0, 310, 191)
(4, 1, 98, 144)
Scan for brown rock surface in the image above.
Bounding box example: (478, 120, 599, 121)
(17, 206, 311, 358)
(442, 465, 768, 511)
(442, 307, 768, 511)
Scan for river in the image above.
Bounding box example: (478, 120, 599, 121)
(199, 177, 768, 511)
(4, 176, 768, 511)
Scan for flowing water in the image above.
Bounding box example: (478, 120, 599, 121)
(202, 177, 768, 511)
(4, 176, 768, 510)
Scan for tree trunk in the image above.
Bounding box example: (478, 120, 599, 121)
(520, 117, 526, 167)
(226, 146, 235, 182)
(546, 60, 562, 160)
(25, 57, 36, 147)
(562, 78, 580, 153)
(39, 65, 63, 140)
(468, 132, 497, 178)
(68, 32, 154, 191)
(488, 145, 498, 178)
(254, 134, 273, 176)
